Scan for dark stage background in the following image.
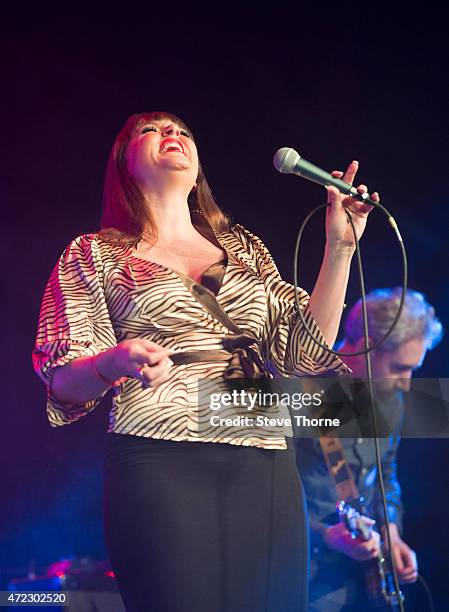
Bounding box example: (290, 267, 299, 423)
(2, 4, 448, 610)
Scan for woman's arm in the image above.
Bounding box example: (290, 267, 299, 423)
(50, 341, 173, 405)
(50, 349, 118, 405)
(32, 235, 173, 422)
(309, 161, 378, 346)
(308, 245, 353, 347)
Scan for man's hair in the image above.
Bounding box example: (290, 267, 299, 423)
(344, 287, 443, 351)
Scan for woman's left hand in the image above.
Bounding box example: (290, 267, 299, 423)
(325, 160, 379, 253)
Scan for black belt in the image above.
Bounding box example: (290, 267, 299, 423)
(169, 334, 273, 380)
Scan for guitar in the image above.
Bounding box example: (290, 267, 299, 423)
(338, 500, 404, 610)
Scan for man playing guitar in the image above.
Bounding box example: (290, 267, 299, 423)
(295, 288, 442, 610)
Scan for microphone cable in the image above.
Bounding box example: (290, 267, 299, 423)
(417, 573, 436, 612)
(292, 194, 408, 612)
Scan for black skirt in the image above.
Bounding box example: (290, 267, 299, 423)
(103, 433, 309, 612)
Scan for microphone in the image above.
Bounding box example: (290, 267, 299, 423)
(273, 147, 377, 206)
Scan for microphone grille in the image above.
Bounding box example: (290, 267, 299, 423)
(273, 147, 300, 174)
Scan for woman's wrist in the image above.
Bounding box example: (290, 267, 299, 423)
(325, 241, 356, 260)
(91, 348, 121, 387)
(91, 355, 115, 387)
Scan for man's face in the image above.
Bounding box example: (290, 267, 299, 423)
(371, 337, 428, 399)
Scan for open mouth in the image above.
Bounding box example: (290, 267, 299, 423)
(159, 138, 185, 155)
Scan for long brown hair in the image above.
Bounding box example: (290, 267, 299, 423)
(99, 111, 231, 245)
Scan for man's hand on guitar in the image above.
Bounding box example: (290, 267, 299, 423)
(380, 523, 418, 584)
(324, 517, 381, 561)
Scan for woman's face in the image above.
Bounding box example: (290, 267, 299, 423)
(126, 117, 199, 193)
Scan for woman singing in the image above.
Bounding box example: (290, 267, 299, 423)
(32, 112, 377, 611)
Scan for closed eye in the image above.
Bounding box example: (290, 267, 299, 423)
(141, 126, 158, 134)
(140, 125, 191, 138)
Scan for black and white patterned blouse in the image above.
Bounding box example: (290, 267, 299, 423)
(32, 213, 348, 450)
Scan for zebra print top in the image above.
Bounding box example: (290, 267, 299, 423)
(32, 216, 349, 450)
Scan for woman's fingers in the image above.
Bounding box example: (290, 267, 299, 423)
(326, 185, 340, 205)
(115, 338, 174, 380)
(143, 340, 173, 351)
(350, 184, 374, 213)
(139, 357, 173, 388)
(342, 160, 359, 185)
(355, 185, 380, 203)
(144, 348, 173, 366)
(339, 183, 378, 215)
(141, 357, 173, 380)
(360, 191, 379, 214)
(329, 170, 380, 204)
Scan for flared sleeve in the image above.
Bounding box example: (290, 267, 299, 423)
(231, 224, 350, 377)
(32, 234, 118, 426)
